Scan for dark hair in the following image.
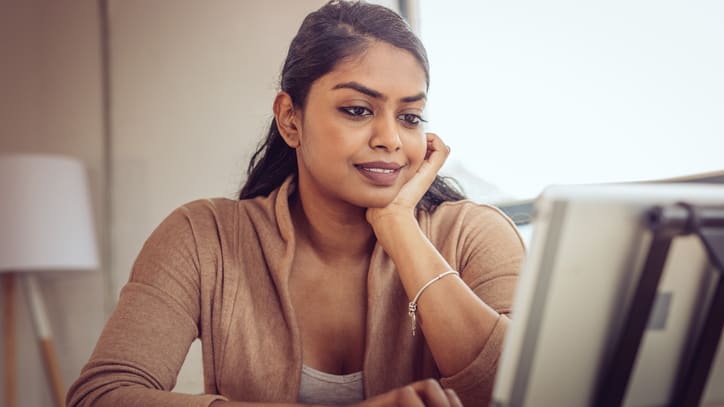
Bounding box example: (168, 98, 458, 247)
(239, 0, 465, 210)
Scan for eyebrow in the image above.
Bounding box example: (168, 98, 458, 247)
(332, 81, 426, 104)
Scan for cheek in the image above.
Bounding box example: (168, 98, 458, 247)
(298, 121, 337, 158)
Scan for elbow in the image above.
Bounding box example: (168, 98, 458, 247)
(66, 363, 165, 407)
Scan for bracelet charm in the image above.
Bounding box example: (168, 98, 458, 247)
(407, 270, 460, 336)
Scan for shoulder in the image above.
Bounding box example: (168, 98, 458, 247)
(151, 198, 234, 238)
(431, 199, 514, 222)
(170, 195, 276, 227)
(143, 196, 275, 254)
(131, 195, 279, 277)
(423, 201, 524, 314)
(421, 200, 525, 248)
(137, 198, 238, 255)
(176, 197, 244, 218)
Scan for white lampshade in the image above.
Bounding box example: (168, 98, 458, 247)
(0, 154, 99, 273)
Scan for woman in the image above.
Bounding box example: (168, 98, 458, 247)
(67, 1, 524, 406)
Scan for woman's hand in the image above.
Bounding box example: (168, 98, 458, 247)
(352, 379, 464, 407)
(366, 132, 450, 227)
(207, 380, 463, 407)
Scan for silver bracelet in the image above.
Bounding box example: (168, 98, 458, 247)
(408, 270, 460, 336)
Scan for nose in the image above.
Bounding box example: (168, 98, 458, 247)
(369, 113, 402, 152)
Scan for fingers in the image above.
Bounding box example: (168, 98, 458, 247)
(425, 132, 450, 158)
(397, 379, 463, 407)
(410, 379, 448, 406)
(444, 388, 464, 407)
(360, 379, 463, 407)
(418, 132, 450, 179)
(398, 385, 426, 407)
(406, 132, 449, 194)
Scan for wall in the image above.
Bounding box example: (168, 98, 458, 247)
(0, 1, 106, 406)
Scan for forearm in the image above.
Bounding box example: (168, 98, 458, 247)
(371, 214, 500, 377)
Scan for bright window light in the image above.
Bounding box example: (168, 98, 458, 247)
(420, 1, 724, 201)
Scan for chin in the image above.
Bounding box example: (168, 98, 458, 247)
(363, 199, 394, 209)
(349, 188, 399, 209)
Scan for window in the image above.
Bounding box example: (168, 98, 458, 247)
(420, 1, 724, 202)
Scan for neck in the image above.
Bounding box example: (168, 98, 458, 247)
(290, 190, 375, 264)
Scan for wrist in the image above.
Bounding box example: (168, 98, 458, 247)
(367, 210, 418, 244)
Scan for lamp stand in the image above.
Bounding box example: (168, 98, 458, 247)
(2, 273, 66, 407)
(24, 274, 66, 407)
(3, 273, 16, 407)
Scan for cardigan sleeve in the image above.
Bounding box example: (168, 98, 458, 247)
(437, 203, 525, 407)
(66, 206, 228, 407)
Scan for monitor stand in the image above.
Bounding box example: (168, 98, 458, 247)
(594, 203, 724, 407)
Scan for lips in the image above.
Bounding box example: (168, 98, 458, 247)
(354, 161, 403, 186)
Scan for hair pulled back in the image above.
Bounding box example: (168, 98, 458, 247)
(239, 0, 464, 210)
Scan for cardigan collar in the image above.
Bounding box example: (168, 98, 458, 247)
(261, 175, 426, 398)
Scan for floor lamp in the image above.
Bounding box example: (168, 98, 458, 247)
(0, 154, 98, 407)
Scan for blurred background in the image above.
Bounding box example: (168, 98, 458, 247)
(0, 1, 721, 405)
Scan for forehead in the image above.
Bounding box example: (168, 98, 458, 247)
(315, 41, 427, 97)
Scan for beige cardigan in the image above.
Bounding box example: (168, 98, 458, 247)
(67, 177, 524, 407)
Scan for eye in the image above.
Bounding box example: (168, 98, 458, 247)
(339, 106, 373, 117)
(398, 113, 427, 127)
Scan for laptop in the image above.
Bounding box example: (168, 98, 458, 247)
(492, 183, 724, 406)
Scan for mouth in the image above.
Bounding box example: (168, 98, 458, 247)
(358, 167, 396, 174)
(354, 161, 404, 186)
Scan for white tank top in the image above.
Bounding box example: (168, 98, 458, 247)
(298, 364, 364, 405)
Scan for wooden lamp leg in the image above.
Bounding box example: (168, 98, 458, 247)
(2, 273, 17, 407)
(24, 274, 66, 407)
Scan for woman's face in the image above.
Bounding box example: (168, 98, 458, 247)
(294, 41, 428, 209)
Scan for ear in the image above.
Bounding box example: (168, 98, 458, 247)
(273, 91, 301, 148)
